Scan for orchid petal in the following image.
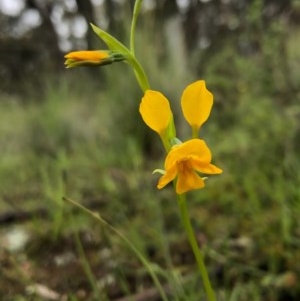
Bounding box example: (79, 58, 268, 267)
(181, 80, 213, 133)
(139, 90, 173, 135)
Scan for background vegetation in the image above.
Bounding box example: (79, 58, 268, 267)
(1, 0, 300, 300)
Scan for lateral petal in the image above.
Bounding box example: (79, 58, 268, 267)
(192, 159, 223, 174)
(157, 164, 178, 189)
(139, 90, 173, 135)
(181, 80, 213, 132)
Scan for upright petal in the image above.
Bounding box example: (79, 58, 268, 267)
(139, 90, 173, 135)
(181, 80, 213, 133)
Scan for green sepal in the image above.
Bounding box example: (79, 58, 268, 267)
(153, 169, 165, 175)
(166, 116, 176, 142)
(169, 137, 182, 147)
(159, 116, 177, 152)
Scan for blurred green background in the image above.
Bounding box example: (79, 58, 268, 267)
(1, 0, 300, 300)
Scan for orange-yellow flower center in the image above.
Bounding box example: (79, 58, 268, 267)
(177, 158, 192, 173)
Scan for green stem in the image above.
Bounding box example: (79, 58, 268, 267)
(192, 126, 199, 139)
(128, 0, 150, 92)
(130, 0, 144, 55)
(127, 55, 150, 92)
(177, 193, 216, 301)
(63, 197, 169, 301)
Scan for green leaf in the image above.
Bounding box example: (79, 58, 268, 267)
(90, 23, 150, 92)
(90, 23, 131, 55)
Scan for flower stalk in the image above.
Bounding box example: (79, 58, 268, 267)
(129, 0, 150, 91)
(126, 55, 150, 92)
(177, 193, 216, 301)
(130, 0, 143, 55)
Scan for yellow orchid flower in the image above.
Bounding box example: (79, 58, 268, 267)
(64, 50, 125, 68)
(157, 139, 222, 194)
(139, 81, 222, 194)
(139, 90, 175, 150)
(181, 80, 213, 137)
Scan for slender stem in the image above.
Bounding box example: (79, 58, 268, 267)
(128, 0, 150, 92)
(127, 55, 150, 91)
(177, 193, 216, 301)
(192, 126, 199, 139)
(63, 196, 169, 301)
(161, 135, 171, 153)
(130, 0, 144, 55)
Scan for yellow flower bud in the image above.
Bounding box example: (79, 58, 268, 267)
(64, 50, 125, 68)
